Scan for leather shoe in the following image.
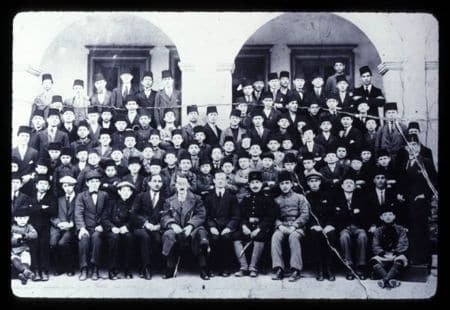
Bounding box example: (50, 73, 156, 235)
(346, 271, 355, 280)
(220, 271, 231, 277)
(41, 271, 49, 281)
(249, 270, 258, 277)
(32, 271, 42, 282)
(18, 273, 27, 285)
(109, 270, 118, 280)
(124, 271, 133, 279)
(200, 269, 210, 280)
(234, 269, 246, 277)
(144, 267, 152, 280)
(66, 270, 75, 277)
(316, 265, 324, 281)
(325, 265, 335, 281)
(388, 279, 401, 288)
(272, 267, 284, 280)
(162, 269, 174, 279)
(356, 268, 366, 280)
(289, 269, 301, 282)
(91, 266, 99, 281)
(79, 268, 88, 281)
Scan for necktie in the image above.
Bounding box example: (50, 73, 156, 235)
(150, 192, 156, 207)
(388, 122, 393, 135)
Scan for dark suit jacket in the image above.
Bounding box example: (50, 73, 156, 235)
(131, 190, 166, 228)
(160, 192, 206, 230)
(365, 187, 398, 227)
(305, 88, 327, 108)
(261, 108, 282, 131)
(339, 126, 363, 152)
(332, 92, 356, 113)
(136, 89, 157, 109)
(332, 189, 368, 230)
(314, 133, 338, 151)
(248, 127, 271, 150)
(102, 196, 135, 231)
(59, 123, 79, 143)
(51, 195, 77, 227)
(292, 89, 309, 109)
(203, 123, 223, 147)
(11, 192, 32, 218)
(204, 190, 240, 231)
(352, 85, 385, 117)
(12, 146, 39, 175)
(74, 190, 110, 231)
(33, 128, 70, 156)
(305, 189, 335, 228)
(29, 190, 57, 229)
(219, 126, 247, 146)
(110, 85, 139, 109)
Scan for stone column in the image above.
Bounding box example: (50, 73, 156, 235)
(270, 44, 291, 73)
(378, 61, 404, 114)
(150, 46, 170, 90)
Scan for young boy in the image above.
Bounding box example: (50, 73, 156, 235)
(122, 130, 143, 164)
(169, 129, 186, 157)
(87, 106, 101, 146)
(169, 153, 198, 195)
(110, 147, 129, 178)
(234, 150, 252, 203)
(59, 106, 78, 143)
(332, 76, 354, 113)
(111, 113, 129, 149)
(124, 95, 141, 129)
(221, 157, 238, 193)
(99, 106, 114, 130)
(74, 145, 89, 176)
(322, 98, 343, 136)
(339, 114, 363, 152)
(370, 206, 408, 289)
(100, 158, 121, 197)
(281, 135, 298, 157)
(336, 144, 350, 167)
(148, 130, 166, 160)
(90, 73, 112, 108)
(345, 152, 368, 191)
(248, 143, 263, 171)
(282, 153, 304, 194)
(260, 92, 281, 131)
(122, 156, 145, 194)
(141, 143, 155, 176)
(76, 149, 104, 192)
(193, 126, 212, 157)
(103, 181, 136, 279)
(50, 176, 77, 276)
(95, 128, 113, 160)
(375, 149, 398, 190)
(159, 109, 178, 144)
(298, 125, 325, 167)
(260, 152, 279, 192)
(29, 110, 46, 148)
(203, 106, 223, 147)
(220, 109, 247, 146)
(136, 109, 154, 150)
(222, 136, 237, 160)
(197, 157, 214, 197)
(298, 152, 317, 190)
(161, 151, 178, 183)
(315, 115, 338, 151)
(363, 118, 378, 151)
(210, 146, 225, 175)
(29, 174, 57, 281)
(11, 207, 38, 284)
(52, 147, 77, 197)
(34, 108, 70, 156)
(266, 134, 285, 171)
(187, 140, 202, 173)
(235, 98, 252, 130)
(70, 120, 94, 152)
(319, 148, 347, 191)
(47, 142, 62, 173)
(248, 109, 271, 150)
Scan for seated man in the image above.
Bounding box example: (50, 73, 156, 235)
(271, 171, 310, 282)
(74, 170, 110, 281)
(370, 206, 408, 289)
(160, 175, 211, 280)
(232, 171, 275, 278)
(334, 177, 369, 280)
(50, 176, 77, 276)
(131, 174, 167, 280)
(204, 171, 240, 277)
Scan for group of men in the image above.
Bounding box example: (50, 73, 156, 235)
(11, 60, 437, 290)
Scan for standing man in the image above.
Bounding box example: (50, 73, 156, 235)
(90, 73, 112, 108)
(182, 105, 200, 144)
(352, 66, 385, 120)
(74, 170, 110, 281)
(160, 175, 211, 280)
(271, 171, 310, 282)
(325, 59, 353, 96)
(252, 75, 265, 105)
(64, 79, 90, 124)
(30, 73, 54, 124)
(33, 108, 70, 157)
(154, 70, 182, 130)
(111, 68, 138, 109)
(203, 106, 223, 147)
(136, 70, 157, 109)
(12, 126, 39, 176)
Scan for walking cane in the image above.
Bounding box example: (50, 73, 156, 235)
(239, 240, 253, 258)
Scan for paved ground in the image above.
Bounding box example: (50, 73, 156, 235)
(11, 269, 437, 299)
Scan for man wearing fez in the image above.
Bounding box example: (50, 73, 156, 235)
(132, 173, 167, 280)
(332, 75, 355, 113)
(123, 95, 141, 130)
(304, 170, 337, 281)
(29, 174, 57, 281)
(204, 171, 240, 277)
(203, 106, 223, 147)
(220, 109, 247, 146)
(306, 74, 327, 108)
(292, 73, 309, 111)
(33, 108, 70, 157)
(160, 174, 211, 280)
(182, 105, 200, 145)
(90, 73, 112, 108)
(374, 102, 407, 162)
(12, 126, 38, 176)
(70, 120, 94, 152)
(49, 176, 77, 276)
(233, 171, 275, 278)
(59, 106, 78, 143)
(325, 58, 353, 96)
(271, 171, 310, 282)
(30, 73, 54, 124)
(237, 78, 257, 107)
(111, 68, 138, 109)
(49, 95, 64, 113)
(136, 71, 157, 109)
(260, 92, 282, 131)
(87, 106, 101, 146)
(29, 109, 47, 148)
(155, 70, 182, 130)
(64, 79, 90, 124)
(252, 75, 265, 105)
(397, 133, 437, 265)
(352, 65, 385, 120)
(75, 170, 110, 281)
